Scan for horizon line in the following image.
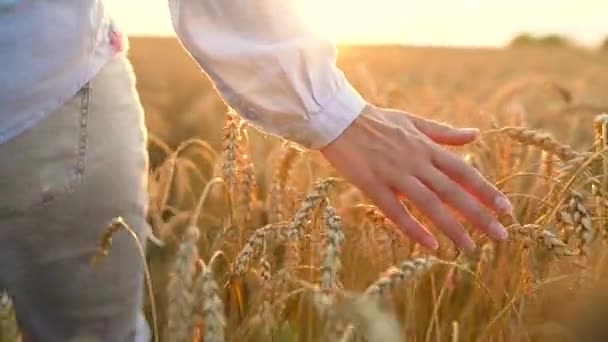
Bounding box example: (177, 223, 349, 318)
(125, 33, 606, 50)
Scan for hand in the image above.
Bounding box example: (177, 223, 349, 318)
(320, 104, 512, 252)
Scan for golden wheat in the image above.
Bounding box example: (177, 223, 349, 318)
(5, 45, 608, 342)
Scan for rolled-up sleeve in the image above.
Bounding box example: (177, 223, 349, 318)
(167, 0, 366, 149)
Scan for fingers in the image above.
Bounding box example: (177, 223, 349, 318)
(420, 168, 508, 241)
(409, 114, 479, 146)
(320, 104, 511, 252)
(432, 148, 513, 215)
(393, 176, 475, 252)
(360, 177, 438, 250)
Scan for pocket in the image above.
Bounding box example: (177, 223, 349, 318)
(0, 84, 90, 213)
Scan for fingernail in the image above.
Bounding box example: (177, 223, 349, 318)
(461, 128, 479, 135)
(489, 221, 508, 240)
(422, 235, 439, 250)
(494, 196, 513, 215)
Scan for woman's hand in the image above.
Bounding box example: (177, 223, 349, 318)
(320, 104, 512, 252)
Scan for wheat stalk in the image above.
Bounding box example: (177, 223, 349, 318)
(92, 217, 160, 342)
(222, 108, 241, 194)
(557, 191, 594, 256)
(498, 127, 578, 161)
(233, 222, 289, 277)
(255, 257, 276, 335)
(312, 203, 347, 329)
(512, 224, 578, 257)
(194, 253, 226, 342)
(165, 225, 200, 342)
(286, 177, 339, 241)
(269, 145, 301, 222)
(365, 257, 438, 300)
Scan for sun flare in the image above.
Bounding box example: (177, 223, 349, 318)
(295, 0, 401, 43)
(296, 0, 359, 41)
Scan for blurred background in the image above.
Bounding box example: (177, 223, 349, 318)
(107, 0, 607, 47)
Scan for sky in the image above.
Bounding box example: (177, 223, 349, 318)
(105, 0, 608, 47)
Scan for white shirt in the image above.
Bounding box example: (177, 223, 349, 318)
(0, 0, 366, 149)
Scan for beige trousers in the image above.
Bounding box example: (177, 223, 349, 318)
(0, 55, 151, 341)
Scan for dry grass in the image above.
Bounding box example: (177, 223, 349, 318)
(2, 39, 608, 342)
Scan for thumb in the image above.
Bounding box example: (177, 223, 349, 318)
(410, 115, 479, 145)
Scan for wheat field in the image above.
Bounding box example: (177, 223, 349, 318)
(2, 39, 608, 342)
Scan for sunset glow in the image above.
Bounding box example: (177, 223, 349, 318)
(105, 0, 608, 47)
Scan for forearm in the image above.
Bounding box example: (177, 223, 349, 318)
(167, 0, 366, 149)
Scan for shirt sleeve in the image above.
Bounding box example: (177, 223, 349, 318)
(167, 0, 367, 149)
